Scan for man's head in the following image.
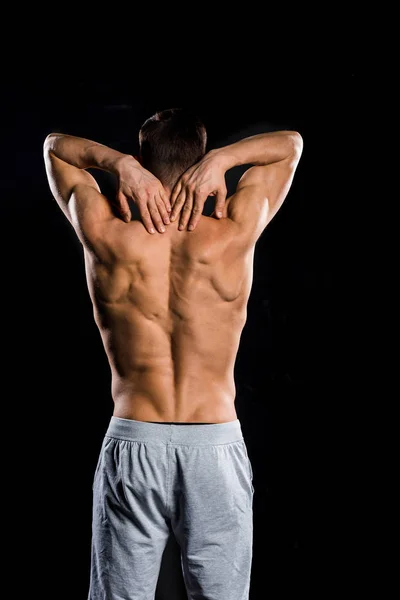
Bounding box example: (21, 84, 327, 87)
(139, 108, 207, 190)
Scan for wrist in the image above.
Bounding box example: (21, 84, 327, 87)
(113, 154, 140, 177)
(208, 146, 239, 171)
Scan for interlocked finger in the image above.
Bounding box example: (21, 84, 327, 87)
(179, 190, 193, 230)
(170, 189, 186, 222)
(149, 201, 166, 233)
(117, 190, 131, 222)
(187, 191, 205, 231)
(156, 194, 171, 225)
(170, 182, 183, 212)
(140, 204, 156, 234)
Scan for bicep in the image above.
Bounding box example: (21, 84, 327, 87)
(44, 147, 116, 245)
(68, 184, 117, 248)
(44, 148, 102, 221)
(227, 154, 302, 243)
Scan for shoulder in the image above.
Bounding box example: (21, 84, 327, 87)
(177, 212, 243, 262)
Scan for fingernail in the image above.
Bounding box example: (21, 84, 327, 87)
(179, 225, 183, 230)
(165, 218, 170, 224)
(150, 228, 155, 233)
(167, 207, 172, 212)
(217, 211, 222, 218)
(189, 224, 194, 230)
(171, 215, 176, 222)
(160, 227, 165, 232)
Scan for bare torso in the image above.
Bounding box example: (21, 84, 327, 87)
(84, 204, 255, 423)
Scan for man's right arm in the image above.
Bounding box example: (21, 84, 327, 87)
(170, 130, 303, 237)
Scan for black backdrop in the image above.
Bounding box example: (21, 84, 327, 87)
(4, 72, 356, 597)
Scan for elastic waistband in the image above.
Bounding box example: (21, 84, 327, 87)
(106, 416, 244, 445)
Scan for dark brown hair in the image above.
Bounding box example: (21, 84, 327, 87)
(139, 108, 207, 188)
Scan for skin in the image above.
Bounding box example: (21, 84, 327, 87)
(44, 129, 303, 422)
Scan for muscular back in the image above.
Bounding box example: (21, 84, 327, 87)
(44, 128, 302, 422)
(85, 204, 253, 423)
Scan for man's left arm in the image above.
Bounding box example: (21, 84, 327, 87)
(43, 134, 171, 238)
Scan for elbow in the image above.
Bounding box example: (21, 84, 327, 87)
(43, 133, 54, 154)
(43, 133, 61, 154)
(288, 131, 303, 159)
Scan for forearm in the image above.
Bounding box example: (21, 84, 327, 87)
(212, 130, 303, 171)
(44, 133, 138, 175)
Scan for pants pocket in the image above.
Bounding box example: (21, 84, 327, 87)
(247, 457, 255, 494)
(241, 441, 255, 495)
(92, 437, 109, 490)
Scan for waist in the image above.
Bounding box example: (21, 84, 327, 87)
(111, 378, 237, 423)
(106, 416, 244, 445)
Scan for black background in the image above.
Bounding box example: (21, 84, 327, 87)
(4, 70, 357, 597)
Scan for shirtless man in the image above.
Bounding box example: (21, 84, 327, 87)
(44, 108, 302, 600)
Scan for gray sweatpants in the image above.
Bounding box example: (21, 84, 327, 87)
(88, 417, 254, 600)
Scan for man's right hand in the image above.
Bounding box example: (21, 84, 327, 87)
(170, 150, 228, 231)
